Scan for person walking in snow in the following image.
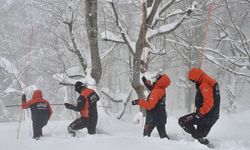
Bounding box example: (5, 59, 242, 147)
(178, 68, 220, 145)
(132, 73, 171, 139)
(64, 81, 99, 137)
(21, 90, 53, 139)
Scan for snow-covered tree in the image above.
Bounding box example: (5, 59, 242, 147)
(101, 0, 198, 113)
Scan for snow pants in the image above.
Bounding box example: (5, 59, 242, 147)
(178, 113, 218, 139)
(32, 119, 48, 138)
(143, 113, 168, 139)
(68, 115, 97, 136)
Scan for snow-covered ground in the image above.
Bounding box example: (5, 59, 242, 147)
(0, 110, 250, 150)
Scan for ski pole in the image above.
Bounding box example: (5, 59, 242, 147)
(16, 110, 23, 139)
(5, 105, 22, 108)
(6, 104, 65, 107)
(6, 104, 111, 108)
(17, 26, 34, 140)
(6, 104, 65, 108)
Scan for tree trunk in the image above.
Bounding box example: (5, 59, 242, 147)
(147, 0, 154, 7)
(131, 1, 148, 114)
(85, 0, 102, 84)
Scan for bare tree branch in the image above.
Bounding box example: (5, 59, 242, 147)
(151, 0, 175, 28)
(225, 0, 250, 61)
(101, 90, 123, 103)
(165, 38, 250, 77)
(148, 14, 187, 39)
(108, 1, 136, 55)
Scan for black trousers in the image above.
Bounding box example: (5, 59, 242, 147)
(178, 113, 217, 139)
(32, 120, 48, 138)
(68, 115, 97, 136)
(143, 116, 168, 139)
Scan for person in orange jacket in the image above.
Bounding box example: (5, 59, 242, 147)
(22, 90, 52, 139)
(178, 68, 220, 145)
(132, 73, 171, 139)
(64, 81, 99, 137)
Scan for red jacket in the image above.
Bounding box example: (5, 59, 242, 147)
(138, 74, 171, 110)
(22, 90, 52, 119)
(188, 68, 217, 116)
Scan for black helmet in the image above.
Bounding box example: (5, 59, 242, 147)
(75, 81, 85, 93)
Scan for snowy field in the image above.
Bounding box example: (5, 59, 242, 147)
(0, 110, 250, 150)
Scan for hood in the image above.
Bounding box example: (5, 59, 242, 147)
(188, 68, 205, 83)
(154, 74, 171, 89)
(32, 90, 43, 99)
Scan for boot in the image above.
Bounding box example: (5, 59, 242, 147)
(197, 138, 209, 145)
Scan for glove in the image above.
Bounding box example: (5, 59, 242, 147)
(187, 9, 192, 16)
(22, 94, 26, 102)
(194, 113, 204, 124)
(142, 76, 147, 83)
(131, 100, 139, 105)
(64, 103, 74, 109)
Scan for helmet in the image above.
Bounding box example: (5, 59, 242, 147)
(74, 81, 86, 93)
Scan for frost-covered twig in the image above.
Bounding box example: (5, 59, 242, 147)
(166, 37, 246, 68)
(225, 0, 250, 60)
(108, 1, 136, 55)
(101, 89, 133, 119)
(148, 15, 187, 39)
(165, 38, 250, 77)
(100, 43, 117, 60)
(100, 31, 125, 44)
(204, 54, 250, 78)
(116, 89, 132, 119)
(150, 0, 175, 28)
(101, 90, 123, 103)
(148, 1, 198, 39)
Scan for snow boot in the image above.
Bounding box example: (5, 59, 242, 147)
(33, 136, 40, 140)
(197, 138, 209, 145)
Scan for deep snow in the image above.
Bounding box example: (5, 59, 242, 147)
(0, 109, 250, 150)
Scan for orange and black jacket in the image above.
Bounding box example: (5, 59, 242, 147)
(139, 74, 170, 110)
(188, 68, 220, 118)
(138, 74, 171, 124)
(22, 90, 52, 121)
(71, 87, 99, 118)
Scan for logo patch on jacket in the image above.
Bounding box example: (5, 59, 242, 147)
(88, 92, 99, 103)
(36, 103, 48, 110)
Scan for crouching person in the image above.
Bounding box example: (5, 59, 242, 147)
(178, 68, 220, 145)
(64, 81, 99, 137)
(21, 90, 53, 140)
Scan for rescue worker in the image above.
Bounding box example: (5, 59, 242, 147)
(64, 81, 99, 137)
(132, 73, 171, 139)
(22, 90, 53, 139)
(178, 68, 220, 145)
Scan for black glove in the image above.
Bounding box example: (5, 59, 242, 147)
(131, 100, 139, 105)
(142, 76, 147, 83)
(187, 9, 192, 16)
(64, 103, 74, 109)
(22, 94, 26, 102)
(194, 113, 203, 124)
